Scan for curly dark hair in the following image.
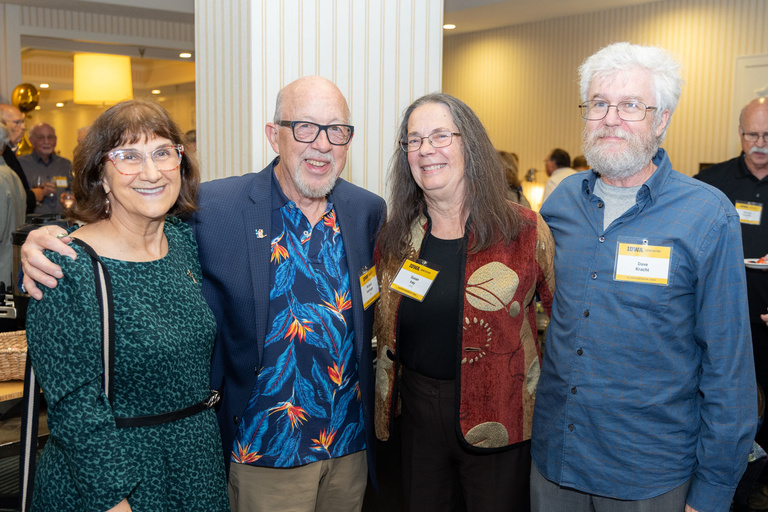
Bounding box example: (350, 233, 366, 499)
(69, 99, 199, 223)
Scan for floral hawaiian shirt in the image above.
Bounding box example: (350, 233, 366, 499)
(231, 175, 366, 467)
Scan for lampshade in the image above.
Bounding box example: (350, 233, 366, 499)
(73, 53, 133, 105)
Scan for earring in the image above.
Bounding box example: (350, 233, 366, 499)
(105, 198, 111, 215)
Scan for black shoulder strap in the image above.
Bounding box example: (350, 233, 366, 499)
(19, 239, 115, 511)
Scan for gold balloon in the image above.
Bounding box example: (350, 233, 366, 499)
(11, 83, 40, 113)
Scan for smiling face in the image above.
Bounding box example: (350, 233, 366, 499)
(406, 102, 466, 204)
(266, 77, 352, 202)
(101, 135, 181, 226)
(29, 124, 57, 160)
(582, 66, 670, 183)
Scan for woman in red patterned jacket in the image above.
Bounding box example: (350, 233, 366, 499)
(373, 93, 554, 512)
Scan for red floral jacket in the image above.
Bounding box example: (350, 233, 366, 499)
(373, 206, 554, 450)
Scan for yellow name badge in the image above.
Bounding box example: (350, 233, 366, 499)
(735, 201, 762, 226)
(53, 175, 68, 188)
(390, 259, 439, 302)
(359, 265, 380, 310)
(614, 242, 671, 286)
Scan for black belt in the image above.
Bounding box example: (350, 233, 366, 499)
(114, 390, 221, 428)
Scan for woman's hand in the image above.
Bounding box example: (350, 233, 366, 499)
(20, 225, 76, 300)
(106, 498, 132, 511)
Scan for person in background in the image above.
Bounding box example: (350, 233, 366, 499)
(374, 92, 554, 512)
(531, 42, 756, 512)
(25, 99, 229, 510)
(19, 123, 73, 215)
(571, 154, 589, 170)
(184, 129, 196, 152)
(540, 148, 576, 204)
(21, 76, 386, 512)
(499, 150, 531, 208)
(0, 119, 26, 294)
(695, 97, 768, 446)
(0, 104, 35, 213)
(76, 126, 90, 146)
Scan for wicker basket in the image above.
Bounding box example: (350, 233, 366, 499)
(0, 330, 27, 381)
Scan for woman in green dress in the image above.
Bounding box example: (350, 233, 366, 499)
(25, 99, 229, 511)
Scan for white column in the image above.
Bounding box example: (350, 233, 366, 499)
(195, 0, 444, 199)
(0, 4, 22, 103)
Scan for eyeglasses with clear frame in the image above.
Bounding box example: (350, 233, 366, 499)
(579, 100, 657, 122)
(107, 144, 184, 176)
(742, 132, 768, 143)
(277, 121, 354, 145)
(400, 131, 462, 152)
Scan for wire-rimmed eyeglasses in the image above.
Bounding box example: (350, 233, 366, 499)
(742, 132, 768, 143)
(107, 144, 184, 176)
(400, 131, 461, 152)
(579, 100, 657, 122)
(277, 121, 354, 145)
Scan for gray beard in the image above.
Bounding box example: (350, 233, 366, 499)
(293, 168, 336, 199)
(292, 164, 338, 199)
(583, 126, 660, 181)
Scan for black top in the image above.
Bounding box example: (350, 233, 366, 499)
(398, 234, 464, 380)
(696, 153, 768, 322)
(3, 145, 35, 214)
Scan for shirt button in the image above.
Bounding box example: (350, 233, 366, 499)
(571, 387, 577, 394)
(597, 202, 604, 208)
(591, 272, 597, 279)
(568, 424, 575, 431)
(599, 236, 605, 243)
(233, 415, 240, 425)
(583, 310, 590, 317)
(577, 348, 583, 356)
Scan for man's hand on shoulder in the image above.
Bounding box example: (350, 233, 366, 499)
(21, 225, 75, 300)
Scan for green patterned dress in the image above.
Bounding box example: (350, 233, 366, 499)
(26, 217, 229, 511)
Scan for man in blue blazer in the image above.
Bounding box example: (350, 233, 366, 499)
(21, 76, 386, 512)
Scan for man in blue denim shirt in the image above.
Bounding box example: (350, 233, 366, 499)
(531, 42, 756, 512)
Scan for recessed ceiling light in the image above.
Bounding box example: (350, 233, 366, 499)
(151, 89, 162, 95)
(179, 52, 192, 59)
(443, 24, 456, 30)
(39, 83, 49, 89)
(55, 102, 64, 107)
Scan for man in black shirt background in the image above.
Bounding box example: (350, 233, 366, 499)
(696, 96, 768, 446)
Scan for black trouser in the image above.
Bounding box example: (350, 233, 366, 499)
(399, 366, 531, 512)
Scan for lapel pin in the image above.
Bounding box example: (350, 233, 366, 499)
(255, 229, 267, 238)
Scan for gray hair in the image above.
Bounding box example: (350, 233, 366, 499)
(0, 119, 9, 148)
(579, 42, 683, 138)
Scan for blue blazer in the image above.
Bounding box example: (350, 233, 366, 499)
(187, 159, 386, 481)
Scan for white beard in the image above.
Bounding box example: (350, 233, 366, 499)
(582, 125, 660, 181)
(292, 157, 339, 198)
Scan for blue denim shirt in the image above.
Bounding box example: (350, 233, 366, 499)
(532, 149, 756, 511)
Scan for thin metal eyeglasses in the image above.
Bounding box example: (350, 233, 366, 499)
(400, 132, 461, 152)
(107, 144, 184, 176)
(277, 121, 354, 145)
(742, 132, 768, 143)
(579, 100, 657, 122)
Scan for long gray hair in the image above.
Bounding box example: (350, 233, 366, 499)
(377, 93, 525, 260)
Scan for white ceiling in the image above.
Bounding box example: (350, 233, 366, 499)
(444, 0, 664, 34)
(7, 0, 664, 34)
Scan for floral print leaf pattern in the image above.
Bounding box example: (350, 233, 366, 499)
(232, 199, 366, 468)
